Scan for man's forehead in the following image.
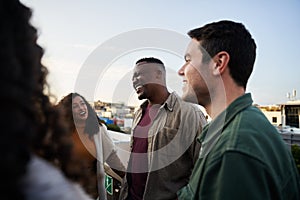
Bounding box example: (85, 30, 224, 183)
(134, 62, 164, 70)
(185, 39, 203, 56)
(186, 39, 200, 50)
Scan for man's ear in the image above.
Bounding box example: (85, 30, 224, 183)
(212, 51, 230, 76)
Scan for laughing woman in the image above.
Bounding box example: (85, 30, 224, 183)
(57, 93, 125, 199)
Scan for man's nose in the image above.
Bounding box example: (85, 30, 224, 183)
(178, 65, 185, 76)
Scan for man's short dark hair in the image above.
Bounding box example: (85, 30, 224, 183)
(188, 20, 256, 89)
(136, 57, 164, 65)
(135, 57, 165, 72)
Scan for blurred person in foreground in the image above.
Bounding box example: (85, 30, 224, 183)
(57, 92, 125, 199)
(177, 20, 300, 199)
(0, 0, 93, 199)
(119, 57, 207, 200)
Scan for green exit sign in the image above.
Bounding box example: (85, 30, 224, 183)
(105, 174, 113, 195)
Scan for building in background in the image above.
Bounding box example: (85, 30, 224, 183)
(281, 100, 300, 128)
(257, 105, 281, 126)
(258, 90, 300, 129)
(94, 100, 136, 133)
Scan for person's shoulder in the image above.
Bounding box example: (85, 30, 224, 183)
(172, 93, 196, 108)
(239, 105, 273, 128)
(24, 155, 67, 184)
(220, 105, 284, 154)
(99, 122, 108, 131)
(177, 99, 202, 113)
(22, 155, 93, 200)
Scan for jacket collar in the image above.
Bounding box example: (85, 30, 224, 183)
(200, 93, 253, 140)
(139, 92, 178, 112)
(198, 93, 253, 157)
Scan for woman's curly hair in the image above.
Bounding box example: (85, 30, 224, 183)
(0, 0, 72, 199)
(56, 92, 103, 198)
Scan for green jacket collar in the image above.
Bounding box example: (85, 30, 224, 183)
(198, 93, 253, 157)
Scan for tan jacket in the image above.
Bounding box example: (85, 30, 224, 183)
(119, 92, 207, 200)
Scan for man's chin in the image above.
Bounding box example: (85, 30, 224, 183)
(182, 93, 198, 104)
(137, 94, 146, 100)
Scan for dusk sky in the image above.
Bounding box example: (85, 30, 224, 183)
(21, 0, 300, 106)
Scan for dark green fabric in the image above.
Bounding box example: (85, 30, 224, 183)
(178, 93, 300, 200)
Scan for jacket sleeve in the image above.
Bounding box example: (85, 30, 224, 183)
(100, 125, 125, 172)
(185, 105, 207, 164)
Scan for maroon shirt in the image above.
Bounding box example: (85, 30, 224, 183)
(128, 104, 159, 200)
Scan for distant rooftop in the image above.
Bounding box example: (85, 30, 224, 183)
(282, 100, 300, 105)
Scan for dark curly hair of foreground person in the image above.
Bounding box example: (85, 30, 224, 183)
(0, 1, 93, 199)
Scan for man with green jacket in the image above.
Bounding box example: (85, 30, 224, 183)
(177, 20, 300, 200)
